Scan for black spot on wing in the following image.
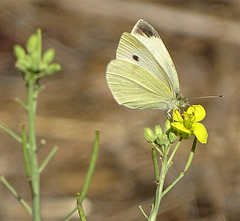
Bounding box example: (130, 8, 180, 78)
(134, 20, 159, 38)
(133, 55, 139, 61)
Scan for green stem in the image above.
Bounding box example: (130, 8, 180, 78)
(27, 79, 41, 221)
(184, 136, 197, 172)
(1, 176, 32, 215)
(64, 131, 100, 221)
(79, 131, 99, 202)
(64, 208, 77, 221)
(167, 140, 181, 167)
(0, 122, 22, 143)
(162, 136, 197, 197)
(39, 146, 58, 174)
(148, 148, 168, 221)
(15, 97, 27, 109)
(152, 142, 163, 156)
(138, 205, 148, 220)
(76, 193, 87, 221)
(22, 126, 31, 178)
(139, 145, 160, 219)
(161, 172, 184, 198)
(152, 145, 160, 181)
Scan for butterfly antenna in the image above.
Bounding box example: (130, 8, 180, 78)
(190, 95, 224, 99)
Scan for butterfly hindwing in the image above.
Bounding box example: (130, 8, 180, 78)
(106, 59, 172, 109)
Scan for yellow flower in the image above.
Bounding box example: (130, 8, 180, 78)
(171, 105, 208, 144)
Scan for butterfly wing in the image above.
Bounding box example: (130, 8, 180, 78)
(116, 32, 172, 93)
(106, 59, 172, 109)
(106, 19, 184, 110)
(131, 19, 180, 94)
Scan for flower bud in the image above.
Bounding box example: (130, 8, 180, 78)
(43, 49, 55, 64)
(45, 63, 62, 75)
(27, 33, 38, 54)
(156, 134, 170, 146)
(144, 127, 157, 143)
(168, 132, 178, 143)
(14, 45, 25, 60)
(154, 125, 162, 136)
(164, 119, 171, 133)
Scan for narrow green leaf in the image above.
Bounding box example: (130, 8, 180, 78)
(0, 122, 22, 143)
(39, 146, 58, 173)
(1, 176, 32, 215)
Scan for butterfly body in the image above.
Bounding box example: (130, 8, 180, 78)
(106, 19, 187, 111)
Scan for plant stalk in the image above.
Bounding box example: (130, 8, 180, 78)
(27, 79, 41, 221)
(148, 148, 168, 221)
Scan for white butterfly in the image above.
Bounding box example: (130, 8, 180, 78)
(106, 19, 187, 112)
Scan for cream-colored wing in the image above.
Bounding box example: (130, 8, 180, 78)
(106, 59, 173, 110)
(116, 32, 172, 95)
(131, 19, 180, 94)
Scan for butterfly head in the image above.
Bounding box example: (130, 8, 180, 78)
(176, 93, 188, 108)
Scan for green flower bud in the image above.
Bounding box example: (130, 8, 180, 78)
(156, 134, 170, 146)
(42, 49, 55, 64)
(144, 127, 157, 143)
(15, 55, 32, 73)
(14, 45, 25, 60)
(164, 119, 171, 133)
(154, 125, 162, 136)
(45, 63, 61, 75)
(27, 33, 38, 54)
(39, 63, 47, 72)
(168, 132, 178, 143)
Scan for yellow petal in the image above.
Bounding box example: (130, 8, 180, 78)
(173, 109, 183, 122)
(171, 122, 190, 134)
(192, 123, 208, 144)
(187, 105, 206, 122)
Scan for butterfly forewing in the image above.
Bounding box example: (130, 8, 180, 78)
(106, 60, 172, 109)
(131, 19, 180, 94)
(117, 32, 172, 93)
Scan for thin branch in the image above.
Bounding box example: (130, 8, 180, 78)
(39, 146, 58, 174)
(0, 122, 22, 143)
(0, 176, 32, 215)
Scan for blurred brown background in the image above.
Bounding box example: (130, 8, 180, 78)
(0, 0, 239, 220)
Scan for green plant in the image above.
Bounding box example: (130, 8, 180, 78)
(0, 29, 99, 221)
(141, 105, 208, 220)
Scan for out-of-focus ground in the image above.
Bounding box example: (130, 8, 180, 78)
(0, 0, 239, 220)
